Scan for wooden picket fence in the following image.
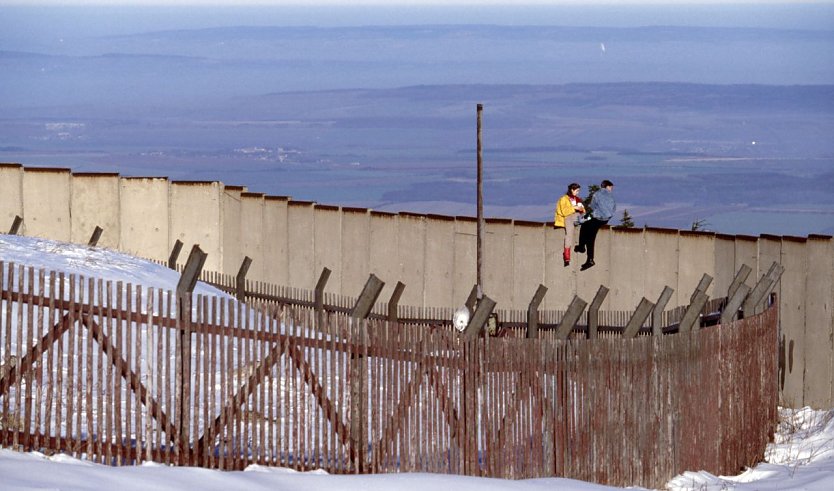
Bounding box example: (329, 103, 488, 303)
(0, 260, 778, 488)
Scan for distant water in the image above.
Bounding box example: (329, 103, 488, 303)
(1, 3, 833, 237)
(1, 4, 833, 42)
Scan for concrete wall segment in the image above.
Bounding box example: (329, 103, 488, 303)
(263, 196, 289, 286)
(369, 211, 399, 303)
(644, 227, 681, 309)
(714, 234, 736, 297)
(287, 201, 316, 290)
(608, 227, 646, 311)
(341, 208, 371, 299)
(222, 186, 244, 279)
(240, 193, 266, 281)
(70, 173, 120, 249)
(424, 215, 455, 308)
(452, 217, 477, 308)
(22, 167, 71, 241)
(733, 235, 760, 289)
(805, 236, 834, 408)
(397, 213, 427, 307)
(512, 221, 546, 313)
(483, 219, 514, 309)
(780, 237, 808, 407)
(119, 177, 170, 262)
(543, 225, 576, 311)
(678, 230, 716, 301)
(169, 181, 223, 272)
(0, 164, 23, 233)
(314, 205, 342, 295)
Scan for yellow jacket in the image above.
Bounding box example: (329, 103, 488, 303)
(554, 194, 578, 228)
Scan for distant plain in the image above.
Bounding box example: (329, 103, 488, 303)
(1, 5, 833, 235)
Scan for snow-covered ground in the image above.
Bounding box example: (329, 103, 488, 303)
(2, 234, 834, 490)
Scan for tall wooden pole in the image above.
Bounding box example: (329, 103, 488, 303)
(476, 103, 484, 299)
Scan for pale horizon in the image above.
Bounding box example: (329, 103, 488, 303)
(4, 0, 834, 5)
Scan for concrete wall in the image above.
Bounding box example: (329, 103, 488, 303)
(170, 181, 224, 272)
(120, 177, 170, 262)
(644, 228, 680, 307)
(240, 193, 265, 281)
(397, 213, 427, 307)
(71, 173, 120, 249)
(314, 205, 342, 295)
(341, 208, 371, 297)
(425, 215, 456, 308)
(369, 211, 399, 303)
(780, 237, 809, 408)
(609, 227, 647, 310)
(287, 201, 316, 290)
(805, 236, 834, 408)
(222, 186, 245, 278)
(513, 221, 546, 311)
(263, 197, 289, 286)
(22, 167, 72, 241)
(0, 164, 23, 233)
(2, 165, 834, 408)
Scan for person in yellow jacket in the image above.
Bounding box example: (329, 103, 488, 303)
(554, 182, 585, 266)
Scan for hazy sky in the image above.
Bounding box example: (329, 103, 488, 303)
(4, 0, 834, 4)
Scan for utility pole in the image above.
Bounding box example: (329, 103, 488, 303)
(476, 103, 484, 300)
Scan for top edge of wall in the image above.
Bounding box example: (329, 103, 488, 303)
(645, 226, 679, 235)
(611, 226, 643, 234)
(8, 163, 827, 240)
(171, 180, 219, 186)
(680, 230, 716, 238)
(122, 176, 169, 181)
(74, 172, 120, 178)
(24, 166, 71, 173)
(288, 200, 315, 207)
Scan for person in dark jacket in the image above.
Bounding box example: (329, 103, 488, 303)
(575, 180, 616, 271)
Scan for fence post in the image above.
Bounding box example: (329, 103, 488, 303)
(8, 215, 22, 235)
(464, 284, 479, 314)
(651, 286, 675, 336)
(720, 283, 751, 325)
(314, 267, 331, 328)
(690, 273, 713, 302)
(351, 274, 385, 320)
(175, 244, 206, 465)
(727, 264, 753, 301)
(235, 256, 252, 303)
(587, 286, 608, 339)
(349, 273, 384, 473)
(679, 291, 709, 333)
(168, 239, 184, 270)
(623, 297, 655, 338)
(526, 284, 548, 339)
(387, 281, 406, 323)
(462, 295, 496, 342)
(742, 262, 784, 316)
(556, 296, 588, 341)
(87, 225, 103, 247)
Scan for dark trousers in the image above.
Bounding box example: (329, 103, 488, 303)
(578, 218, 608, 261)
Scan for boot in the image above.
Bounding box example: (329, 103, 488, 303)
(563, 247, 571, 267)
